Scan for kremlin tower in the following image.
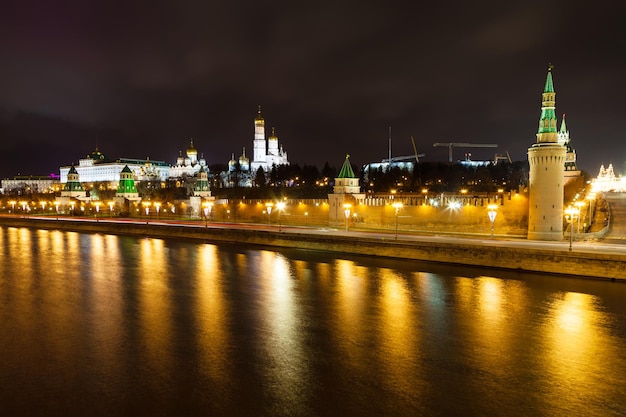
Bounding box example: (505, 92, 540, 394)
(527, 66, 567, 241)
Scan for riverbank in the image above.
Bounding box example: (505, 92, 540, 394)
(1, 216, 625, 280)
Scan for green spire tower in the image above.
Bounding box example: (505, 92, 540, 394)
(116, 165, 139, 200)
(527, 65, 567, 241)
(62, 165, 85, 196)
(537, 65, 558, 143)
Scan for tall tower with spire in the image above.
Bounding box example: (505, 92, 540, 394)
(252, 106, 266, 167)
(527, 66, 567, 241)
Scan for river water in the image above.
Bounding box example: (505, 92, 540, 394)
(1, 226, 626, 416)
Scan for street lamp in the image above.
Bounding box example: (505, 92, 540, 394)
(276, 201, 286, 231)
(94, 201, 101, 221)
(203, 201, 213, 227)
(487, 204, 498, 239)
(266, 202, 273, 226)
(392, 201, 403, 239)
(9, 201, 16, 214)
(142, 202, 151, 223)
(154, 202, 161, 220)
(108, 201, 115, 217)
(343, 203, 352, 231)
(564, 206, 580, 251)
(40, 201, 47, 214)
(574, 201, 585, 233)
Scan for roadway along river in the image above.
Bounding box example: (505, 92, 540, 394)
(1, 227, 625, 416)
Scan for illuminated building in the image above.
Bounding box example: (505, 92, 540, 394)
(60, 147, 169, 184)
(557, 114, 582, 184)
(527, 66, 567, 241)
(60, 165, 86, 198)
(250, 106, 289, 173)
(591, 163, 626, 192)
(329, 154, 364, 223)
(169, 139, 209, 178)
(193, 166, 212, 197)
(1, 174, 60, 194)
(116, 165, 140, 200)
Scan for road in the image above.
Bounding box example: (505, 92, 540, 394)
(17, 214, 626, 257)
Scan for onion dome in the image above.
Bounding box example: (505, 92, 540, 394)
(89, 147, 106, 162)
(186, 139, 198, 157)
(255, 105, 264, 121)
(269, 127, 278, 141)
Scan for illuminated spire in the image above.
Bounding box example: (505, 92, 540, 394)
(338, 154, 356, 178)
(255, 105, 263, 121)
(560, 113, 567, 133)
(536, 65, 558, 141)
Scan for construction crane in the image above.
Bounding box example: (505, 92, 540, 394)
(382, 133, 425, 163)
(494, 151, 512, 165)
(433, 142, 498, 162)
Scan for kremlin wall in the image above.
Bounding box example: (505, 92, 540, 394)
(0, 67, 614, 245)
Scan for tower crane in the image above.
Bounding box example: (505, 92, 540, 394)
(494, 151, 512, 165)
(433, 142, 498, 162)
(382, 136, 425, 163)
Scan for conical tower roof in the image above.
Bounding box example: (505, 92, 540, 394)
(337, 154, 356, 178)
(544, 65, 555, 93)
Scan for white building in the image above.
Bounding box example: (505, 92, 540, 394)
(250, 106, 289, 173)
(591, 164, 626, 192)
(59, 148, 169, 185)
(169, 139, 209, 178)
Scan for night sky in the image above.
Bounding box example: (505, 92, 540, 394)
(1, 1, 625, 178)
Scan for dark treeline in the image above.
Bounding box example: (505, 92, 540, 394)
(1, 161, 532, 201)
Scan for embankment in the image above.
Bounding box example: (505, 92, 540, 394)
(1, 217, 625, 280)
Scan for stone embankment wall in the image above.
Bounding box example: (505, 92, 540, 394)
(1, 217, 624, 280)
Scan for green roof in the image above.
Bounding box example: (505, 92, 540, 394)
(560, 114, 567, 133)
(544, 67, 554, 93)
(337, 155, 355, 178)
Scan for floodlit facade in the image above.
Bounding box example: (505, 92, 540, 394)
(528, 67, 567, 241)
(250, 106, 289, 173)
(59, 148, 169, 184)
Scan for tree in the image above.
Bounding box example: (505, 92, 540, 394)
(254, 167, 266, 187)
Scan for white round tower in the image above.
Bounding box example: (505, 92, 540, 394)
(527, 66, 567, 241)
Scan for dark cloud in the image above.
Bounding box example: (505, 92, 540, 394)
(1, 0, 626, 178)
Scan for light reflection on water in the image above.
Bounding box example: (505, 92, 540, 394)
(1, 227, 626, 416)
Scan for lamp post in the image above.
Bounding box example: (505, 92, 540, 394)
(487, 204, 498, 239)
(94, 201, 101, 222)
(54, 201, 60, 219)
(154, 202, 161, 221)
(143, 202, 151, 223)
(108, 201, 114, 217)
(574, 201, 585, 233)
(392, 201, 403, 240)
(9, 201, 16, 214)
(266, 202, 273, 226)
(40, 201, 47, 214)
(564, 206, 580, 251)
(203, 202, 213, 227)
(276, 201, 285, 231)
(343, 203, 351, 231)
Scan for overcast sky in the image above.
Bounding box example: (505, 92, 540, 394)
(1, 0, 625, 178)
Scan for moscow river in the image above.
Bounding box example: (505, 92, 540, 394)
(1, 226, 626, 416)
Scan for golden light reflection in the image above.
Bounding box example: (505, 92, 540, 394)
(378, 269, 420, 393)
(86, 234, 125, 381)
(257, 251, 311, 411)
(541, 291, 619, 411)
(195, 244, 230, 384)
(138, 238, 173, 379)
